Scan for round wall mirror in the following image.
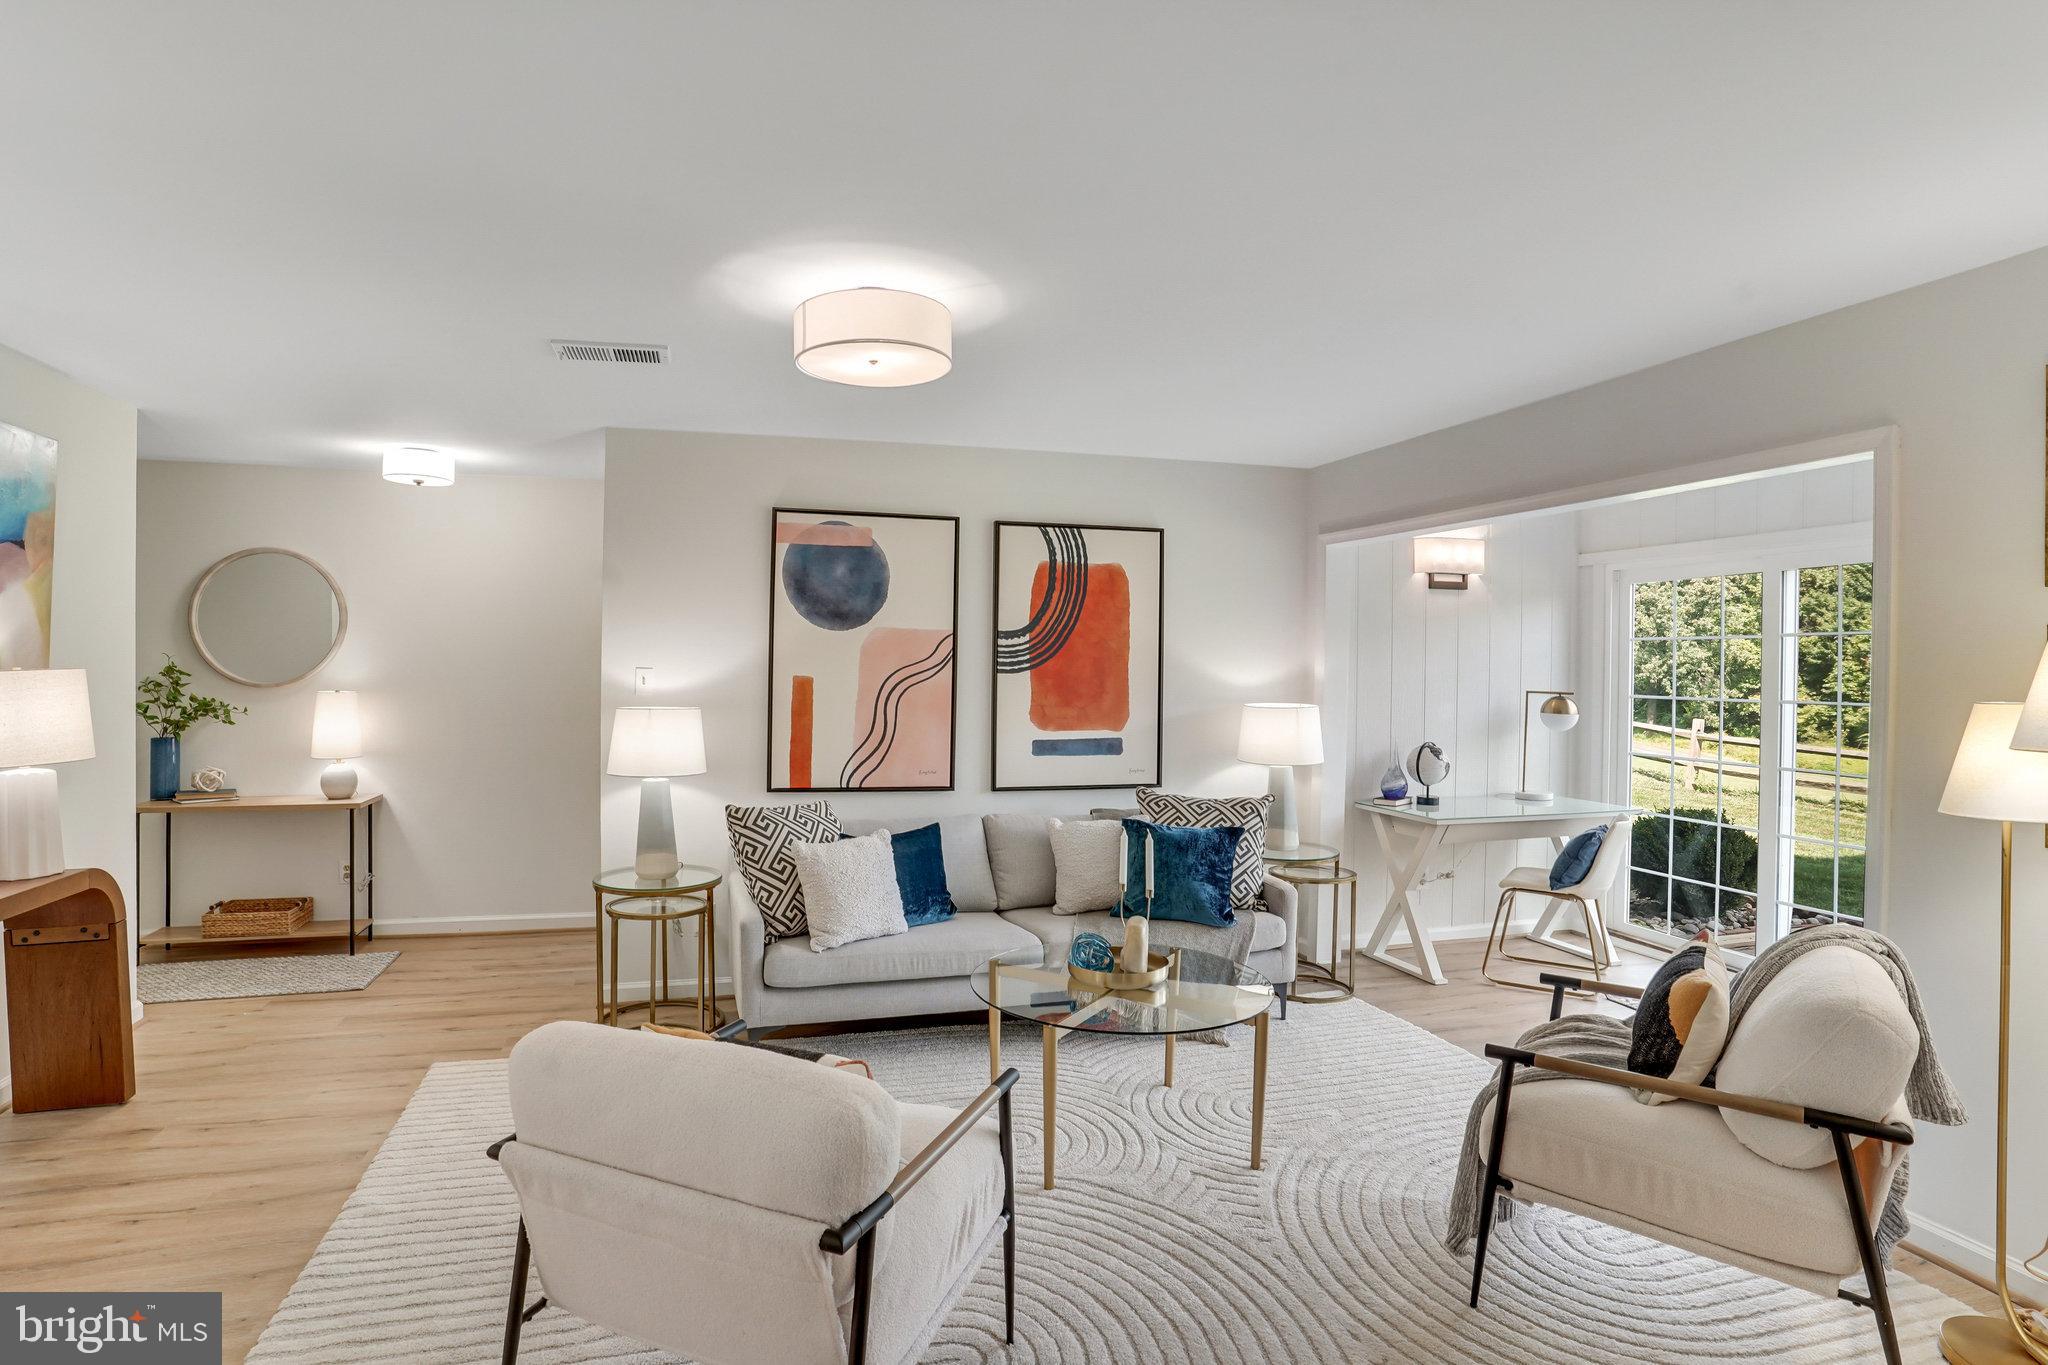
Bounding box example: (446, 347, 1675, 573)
(189, 548, 348, 688)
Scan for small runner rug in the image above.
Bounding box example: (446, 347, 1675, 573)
(137, 950, 399, 1004)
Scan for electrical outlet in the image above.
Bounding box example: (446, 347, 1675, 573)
(633, 666, 655, 695)
(340, 860, 352, 884)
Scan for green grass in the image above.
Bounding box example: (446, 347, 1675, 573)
(1629, 753, 1864, 926)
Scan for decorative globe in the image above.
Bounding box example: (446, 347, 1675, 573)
(1409, 742, 1450, 789)
(1068, 932, 1117, 973)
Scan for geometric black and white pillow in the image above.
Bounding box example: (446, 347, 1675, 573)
(725, 800, 840, 943)
(1135, 789, 1273, 915)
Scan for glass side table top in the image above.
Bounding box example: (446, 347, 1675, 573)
(1259, 842, 1340, 865)
(593, 865, 723, 896)
(1268, 863, 1357, 887)
(972, 948, 1273, 1036)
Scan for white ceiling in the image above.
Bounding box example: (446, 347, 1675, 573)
(6, 3, 2048, 478)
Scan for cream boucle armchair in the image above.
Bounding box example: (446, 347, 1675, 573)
(490, 1020, 1017, 1365)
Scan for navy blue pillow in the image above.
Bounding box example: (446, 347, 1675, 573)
(1549, 825, 1608, 890)
(840, 825, 955, 926)
(1116, 818, 1238, 928)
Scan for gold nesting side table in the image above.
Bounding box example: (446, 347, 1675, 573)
(592, 866, 723, 1031)
(1262, 844, 1360, 1001)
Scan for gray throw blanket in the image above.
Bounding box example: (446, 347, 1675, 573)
(1446, 925, 1967, 1268)
(1109, 904, 1257, 1046)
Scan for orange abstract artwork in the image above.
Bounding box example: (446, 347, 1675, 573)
(1028, 562, 1130, 731)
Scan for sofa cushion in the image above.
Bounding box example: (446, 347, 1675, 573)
(983, 813, 1057, 909)
(762, 914, 1042, 989)
(1136, 789, 1272, 913)
(1048, 817, 1123, 913)
(1480, 1075, 1874, 1278)
(1001, 906, 1287, 960)
(792, 831, 907, 953)
(1715, 943, 1919, 1168)
(726, 800, 840, 942)
(838, 814, 998, 912)
(1627, 939, 1732, 1103)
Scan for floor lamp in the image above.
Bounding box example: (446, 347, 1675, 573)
(1937, 701, 2048, 1364)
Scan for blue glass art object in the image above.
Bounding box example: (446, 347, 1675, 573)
(1068, 931, 1117, 973)
(1379, 763, 1409, 799)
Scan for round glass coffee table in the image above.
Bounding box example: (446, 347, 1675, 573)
(971, 948, 1276, 1189)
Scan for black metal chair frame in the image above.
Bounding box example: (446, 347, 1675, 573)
(1465, 972, 1916, 1365)
(488, 1017, 1020, 1365)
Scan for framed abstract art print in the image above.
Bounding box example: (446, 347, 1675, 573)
(991, 521, 1162, 790)
(767, 507, 959, 792)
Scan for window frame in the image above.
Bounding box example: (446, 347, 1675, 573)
(1589, 524, 1875, 956)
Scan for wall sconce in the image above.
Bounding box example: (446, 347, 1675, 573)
(1414, 536, 1485, 590)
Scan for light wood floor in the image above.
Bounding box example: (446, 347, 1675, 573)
(0, 929, 1995, 1361)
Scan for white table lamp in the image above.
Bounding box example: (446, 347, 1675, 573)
(0, 669, 96, 881)
(1238, 702, 1323, 852)
(608, 707, 707, 879)
(1937, 698, 2048, 1364)
(310, 690, 363, 799)
(1515, 690, 1580, 802)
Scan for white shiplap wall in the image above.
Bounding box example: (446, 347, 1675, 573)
(1333, 516, 1581, 945)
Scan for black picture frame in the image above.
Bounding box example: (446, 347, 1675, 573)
(767, 506, 961, 793)
(990, 521, 1164, 792)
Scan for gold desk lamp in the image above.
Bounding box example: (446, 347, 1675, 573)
(1937, 698, 2048, 1364)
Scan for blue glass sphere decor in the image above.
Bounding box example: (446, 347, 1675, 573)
(1068, 932, 1116, 973)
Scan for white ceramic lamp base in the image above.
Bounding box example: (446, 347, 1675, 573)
(635, 776, 681, 879)
(1264, 765, 1300, 851)
(0, 766, 65, 881)
(320, 761, 359, 800)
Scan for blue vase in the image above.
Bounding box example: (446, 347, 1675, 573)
(149, 736, 180, 801)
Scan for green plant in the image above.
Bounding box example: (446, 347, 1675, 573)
(135, 656, 246, 739)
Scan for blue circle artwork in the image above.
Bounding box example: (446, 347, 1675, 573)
(782, 521, 890, 630)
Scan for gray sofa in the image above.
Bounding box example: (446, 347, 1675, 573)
(723, 812, 1299, 1033)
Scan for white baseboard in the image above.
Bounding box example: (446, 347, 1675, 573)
(1903, 1214, 2048, 1307)
(365, 913, 595, 936)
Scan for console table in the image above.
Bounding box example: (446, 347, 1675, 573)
(135, 794, 380, 955)
(1, 868, 136, 1112)
(1355, 796, 1640, 986)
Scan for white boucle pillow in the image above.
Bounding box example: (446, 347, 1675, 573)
(792, 831, 907, 953)
(1715, 944, 1920, 1167)
(1048, 818, 1124, 914)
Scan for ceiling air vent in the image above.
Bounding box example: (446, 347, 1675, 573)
(550, 339, 669, 364)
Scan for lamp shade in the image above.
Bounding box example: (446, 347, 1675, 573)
(382, 445, 454, 487)
(608, 706, 706, 777)
(309, 690, 363, 760)
(0, 669, 95, 768)
(1538, 694, 1581, 732)
(1413, 536, 1486, 578)
(1939, 702, 2048, 823)
(1237, 703, 1324, 766)
(2011, 642, 2048, 751)
(793, 288, 952, 387)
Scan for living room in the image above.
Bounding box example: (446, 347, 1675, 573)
(2, 6, 2046, 1363)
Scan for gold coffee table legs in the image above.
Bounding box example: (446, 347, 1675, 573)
(1042, 1025, 1058, 1190)
(999, 1006, 1273, 1192)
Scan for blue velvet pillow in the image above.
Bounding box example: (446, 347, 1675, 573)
(841, 824, 955, 926)
(1549, 825, 1608, 890)
(1116, 818, 1238, 927)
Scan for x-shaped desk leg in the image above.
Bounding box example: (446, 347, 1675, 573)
(1364, 815, 1449, 985)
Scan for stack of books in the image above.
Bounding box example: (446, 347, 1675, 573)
(1368, 795, 1413, 808)
(171, 787, 240, 804)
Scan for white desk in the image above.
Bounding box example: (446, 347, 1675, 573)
(1353, 796, 1639, 986)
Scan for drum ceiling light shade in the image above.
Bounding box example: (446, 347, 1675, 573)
(793, 287, 953, 387)
(382, 445, 454, 487)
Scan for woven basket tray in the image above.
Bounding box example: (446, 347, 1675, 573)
(201, 896, 315, 938)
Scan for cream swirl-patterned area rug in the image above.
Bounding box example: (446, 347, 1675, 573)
(249, 1000, 1960, 1363)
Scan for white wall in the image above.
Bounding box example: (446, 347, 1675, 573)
(1328, 518, 1580, 946)
(601, 428, 1315, 984)
(1308, 243, 2048, 1290)
(135, 461, 601, 937)
(0, 343, 137, 1109)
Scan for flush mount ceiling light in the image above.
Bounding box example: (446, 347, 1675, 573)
(382, 445, 454, 487)
(793, 287, 952, 387)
